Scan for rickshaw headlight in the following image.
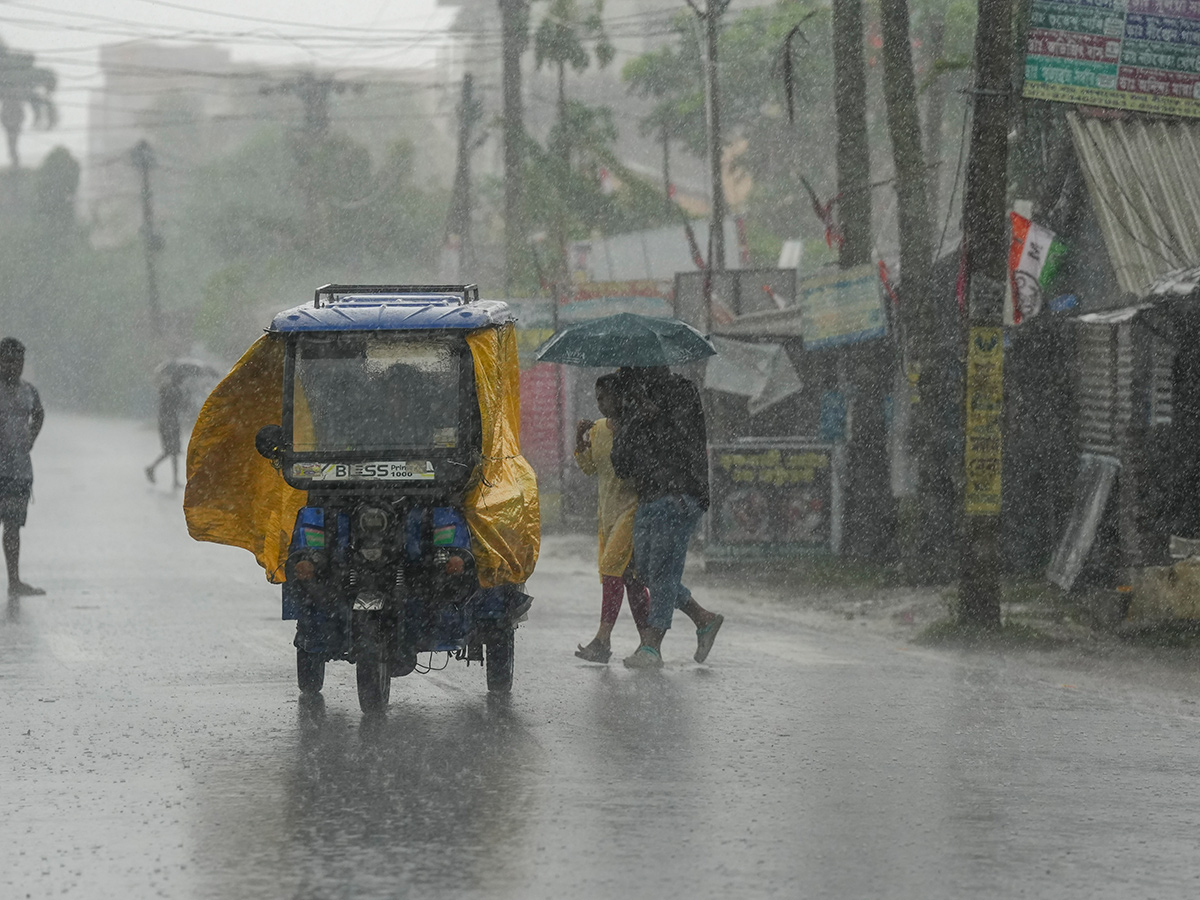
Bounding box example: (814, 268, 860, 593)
(355, 506, 390, 535)
(354, 505, 391, 563)
(288, 550, 325, 581)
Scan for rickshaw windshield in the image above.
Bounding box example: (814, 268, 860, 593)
(290, 334, 465, 454)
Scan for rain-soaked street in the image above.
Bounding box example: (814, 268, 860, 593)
(4, 413, 1200, 899)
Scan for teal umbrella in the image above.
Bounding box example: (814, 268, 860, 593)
(535, 313, 717, 367)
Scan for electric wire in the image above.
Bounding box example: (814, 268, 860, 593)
(936, 91, 971, 258)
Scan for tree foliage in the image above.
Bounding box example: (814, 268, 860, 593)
(616, 0, 981, 262)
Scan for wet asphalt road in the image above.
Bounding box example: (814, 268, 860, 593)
(4, 414, 1200, 899)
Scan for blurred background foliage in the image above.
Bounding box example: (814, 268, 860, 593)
(0, 0, 978, 416)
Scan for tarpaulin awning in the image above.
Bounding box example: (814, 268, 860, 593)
(710, 305, 805, 339)
(704, 336, 803, 415)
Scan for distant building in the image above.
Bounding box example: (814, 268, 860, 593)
(84, 41, 457, 247)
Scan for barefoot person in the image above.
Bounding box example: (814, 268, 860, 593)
(611, 366, 723, 668)
(573, 373, 651, 663)
(0, 338, 45, 598)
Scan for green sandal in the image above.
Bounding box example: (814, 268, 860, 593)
(622, 645, 663, 669)
(694, 614, 724, 663)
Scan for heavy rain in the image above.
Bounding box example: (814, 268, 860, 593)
(3, 0, 1200, 898)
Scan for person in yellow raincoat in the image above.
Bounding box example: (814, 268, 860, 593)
(573, 373, 649, 663)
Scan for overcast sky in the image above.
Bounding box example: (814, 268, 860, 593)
(0, 0, 456, 165)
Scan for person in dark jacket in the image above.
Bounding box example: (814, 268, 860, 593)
(610, 367, 723, 667)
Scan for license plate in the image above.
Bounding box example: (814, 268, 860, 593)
(291, 461, 435, 482)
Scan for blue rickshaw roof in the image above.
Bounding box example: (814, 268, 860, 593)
(268, 294, 514, 333)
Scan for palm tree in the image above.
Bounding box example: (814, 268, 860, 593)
(533, 0, 614, 126)
(0, 42, 58, 168)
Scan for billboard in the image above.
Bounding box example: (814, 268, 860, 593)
(707, 443, 839, 557)
(1023, 0, 1200, 118)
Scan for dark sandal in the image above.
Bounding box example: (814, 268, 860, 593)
(574, 640, 612, 663)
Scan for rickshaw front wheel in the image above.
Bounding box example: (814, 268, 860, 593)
(485, 629, 515, 693)
(297, 649, 325, 694)
(355, 617, 391, 713)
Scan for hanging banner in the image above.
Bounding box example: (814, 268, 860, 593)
(558, 280, 673, 324)
(1023, 0, 1200, 119)
(965, 327, 1004, 516)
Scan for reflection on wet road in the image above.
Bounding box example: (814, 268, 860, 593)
(4, 415, 1200, 899)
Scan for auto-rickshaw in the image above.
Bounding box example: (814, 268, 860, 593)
(184, 284, 540, 712)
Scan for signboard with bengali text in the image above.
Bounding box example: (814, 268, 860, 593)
(1023, 0, 1200, 118)
(797, 265, 887, 351)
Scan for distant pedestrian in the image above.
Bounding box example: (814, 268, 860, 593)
(0, 338, 45, 598)
(145, 370, 185, 489)
(573, 373, 650, 663)
(611, 366, 723, 668)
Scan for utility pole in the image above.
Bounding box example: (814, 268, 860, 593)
(498, 0, 529, 295)
(445, 73, 484, 278)
(686, 0, 731, 273)
(957, 0, 1012, 627)
(130, 139, 163, 340)
(832, 0, 871, 269)
(259, 70, 364, 135)
(881, 0, 945, 576)
(831, 0, 890, 560)
(260, 70, 364, 248)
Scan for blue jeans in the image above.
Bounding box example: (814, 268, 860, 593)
(633, 494, 704, 632)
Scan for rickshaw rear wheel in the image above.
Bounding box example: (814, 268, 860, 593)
(485, 629, 514, 692)
(297, 649, 325, 694)
(355, 617, 391, 713)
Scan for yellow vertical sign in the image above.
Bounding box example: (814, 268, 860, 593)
(965, 327, 1003, 516)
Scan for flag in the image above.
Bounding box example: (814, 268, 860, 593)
(1008, 212, 1067, 325)
(878, 259, 899, 306)
(800, 177, 844, 251)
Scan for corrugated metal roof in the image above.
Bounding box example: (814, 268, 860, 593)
(1068, 112, 1200, 296)
(1146, 265, 1200, 301)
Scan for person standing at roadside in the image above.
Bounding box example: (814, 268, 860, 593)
(573, 373, 651, 663)
(0, 338, 45, 598)
(611, 366, 723, 668)
(145, 370, 185, 489)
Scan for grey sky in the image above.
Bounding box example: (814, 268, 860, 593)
(0, 0, 455, 165)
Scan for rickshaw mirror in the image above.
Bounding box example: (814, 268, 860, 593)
(255, 424, 285, 461)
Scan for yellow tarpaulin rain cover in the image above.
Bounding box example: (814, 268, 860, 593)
(465, 323, 540, 586)
(184, 334, 304, 583)
(184, 322, 540, 588)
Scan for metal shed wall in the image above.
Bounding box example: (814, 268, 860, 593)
(1068, 113, 1200, 297)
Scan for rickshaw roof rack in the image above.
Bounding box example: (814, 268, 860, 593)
(270, 284, 512, 333)
(313, 283, 480, 308)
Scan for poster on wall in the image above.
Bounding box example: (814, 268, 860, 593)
(1023, 0, 1200, 119)
(708, 444, 838, 556)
